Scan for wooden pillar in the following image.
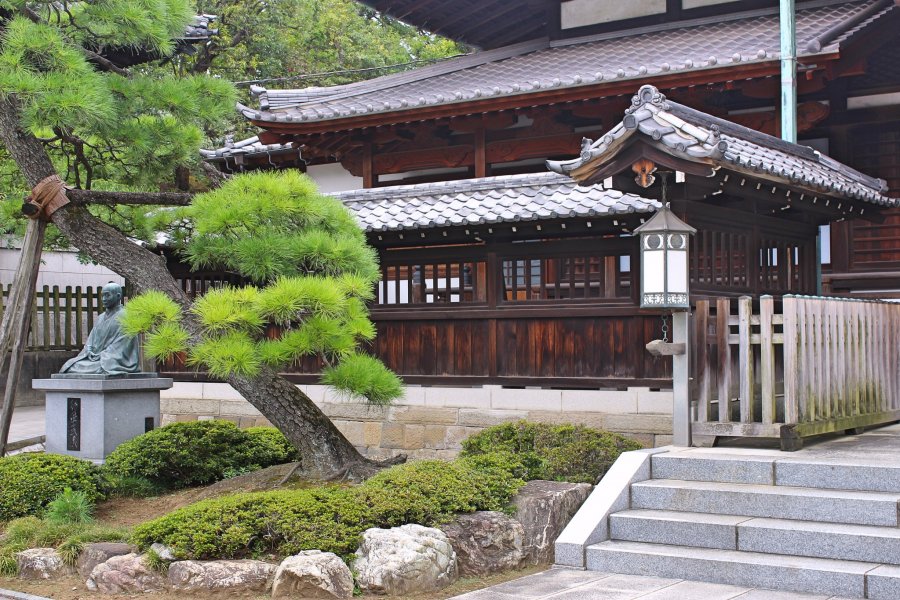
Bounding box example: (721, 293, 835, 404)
(362, 143, 374, 189)
(474, 127, 488, 179)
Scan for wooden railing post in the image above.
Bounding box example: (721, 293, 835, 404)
(716, 298, 732, 422)
(695, 300, 710, 423)
(782, 295, 798, 425)
(738, 296, 754, 423)
(760, 295, 776, 424)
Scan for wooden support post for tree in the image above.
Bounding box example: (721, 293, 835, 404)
(0, 218, 46, 456)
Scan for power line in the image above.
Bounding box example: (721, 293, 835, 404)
(233, 53, 468, 86)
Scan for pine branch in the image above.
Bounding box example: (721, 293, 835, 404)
(14, 3, 131, 77)
(66, 189, 193, 206)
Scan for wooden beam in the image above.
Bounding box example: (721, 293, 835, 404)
(362, 143, 374, 189)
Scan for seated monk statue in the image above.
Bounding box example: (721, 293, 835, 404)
(60, 282, 139, 375)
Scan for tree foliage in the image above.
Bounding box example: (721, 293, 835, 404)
(122, 170, 403, 404)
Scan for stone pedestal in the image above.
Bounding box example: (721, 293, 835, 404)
(32, 374, 172, 461)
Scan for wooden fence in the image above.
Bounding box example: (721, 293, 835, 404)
(692, 295, 900, 449)
(0, 284, 103, 352)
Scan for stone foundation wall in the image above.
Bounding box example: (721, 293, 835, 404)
(161, 383, 674, 459)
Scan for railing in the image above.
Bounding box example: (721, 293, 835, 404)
(692, 295, 900, 449)
(0, 284, 102, 352)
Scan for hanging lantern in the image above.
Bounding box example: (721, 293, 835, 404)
(635, 206, 696, 309)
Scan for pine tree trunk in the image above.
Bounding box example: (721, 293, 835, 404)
(0, 96, 386, 479)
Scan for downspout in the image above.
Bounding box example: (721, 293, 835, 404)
(781, 0, 822, 292)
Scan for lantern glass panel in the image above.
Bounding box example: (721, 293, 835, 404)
(668, 250, 687, 294)
(643, 249, 665, 293)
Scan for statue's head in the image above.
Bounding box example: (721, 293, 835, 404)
(101, 282, 123, 310)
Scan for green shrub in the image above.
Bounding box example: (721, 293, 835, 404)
(132, 454, 527, 561)
(0, 453, 102, 522)
(103, 421, 298, 490)
(361, 458, 525, 526)
(45, 488, 94, 525)
(132, 486, 369, 561)
(460, 421, 644, 484)
(244, 426, 301, 465)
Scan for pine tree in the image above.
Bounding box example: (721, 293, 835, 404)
(0, 1, 403, 478)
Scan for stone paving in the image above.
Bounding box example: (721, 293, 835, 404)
(7, 404, 44, 443)
(450, 565, 860, 600)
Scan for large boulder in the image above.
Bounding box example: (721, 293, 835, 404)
(169, 559, 276, 593)
(441, 511, 526, 575)
(86, 553, 166, 594)
(353, 524, 458, 596)
(512, 480, 592, 564)
(271, 550, 353, 599)
(76, 542, 134, 580)
(16, 548, 69, 580)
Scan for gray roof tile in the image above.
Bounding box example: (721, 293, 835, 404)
(548, 85, 895, 207)
(239, 1, 893, 126)
(331, 172, 659, 233)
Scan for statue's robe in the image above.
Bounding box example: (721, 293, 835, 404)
(60, 305, 139, 375)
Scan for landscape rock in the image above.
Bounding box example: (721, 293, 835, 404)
(76, 542, 134, 580)
(441, 511, 526, 575)
(169, 559, 276, 592)
(86, 553, 166, 594)
(16, 548, 69, 580)
(271, 550, 353, 599)
(513, 480, 593, 564)
(353, 524, 458, 595)
(150, 542, 176, 561)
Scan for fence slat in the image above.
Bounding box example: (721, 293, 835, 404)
(696, 300, 710, 423)
(782, 296, 798, 424)
(738, 296, 754, 423)
(41, 285, 50, 350)
(760, 295, 775, 425)
(716, 298, 732, 423)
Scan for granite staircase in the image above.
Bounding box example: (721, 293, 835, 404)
(585, 451, 900, 599)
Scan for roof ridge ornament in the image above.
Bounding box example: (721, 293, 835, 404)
(626, 85, 669, 116)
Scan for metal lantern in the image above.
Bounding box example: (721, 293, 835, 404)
(634, 206, 696, 309)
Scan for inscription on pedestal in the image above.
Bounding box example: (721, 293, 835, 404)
(67, 397, 81, 451)
(145, 417, 155, 433)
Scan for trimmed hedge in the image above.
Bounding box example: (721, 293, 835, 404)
(0, 453, 102, 523)
(103, 420, 300, 490)
(131, 454, 527, 561)
(460, 421, 644, 484)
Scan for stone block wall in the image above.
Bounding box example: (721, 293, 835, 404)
(161, 383, 674, 459)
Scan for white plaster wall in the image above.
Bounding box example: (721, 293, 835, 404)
(561, 0, 666, 29)
(306, 163, 364, 193)
(0, 248, 123, 290)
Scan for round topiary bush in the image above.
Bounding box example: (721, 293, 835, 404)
(0, 453, 102, 522)
(103, 420, 299, 490)
(460, 421, 644, 484)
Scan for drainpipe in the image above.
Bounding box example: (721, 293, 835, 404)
(780, 0, 797, 143)
(782, 0, 822, 292)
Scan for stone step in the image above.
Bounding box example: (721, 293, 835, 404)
(651, 452, 776, 485)
(610, 509, 900, 565)
(609, 509, 742, 550)
(652, 452, 900, 493)
(739, 517, 900, 566)
(631, 479, 900, 526)
(585, 540, 889, 598)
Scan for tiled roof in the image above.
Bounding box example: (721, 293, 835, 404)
(199, 136, 293, 161)
(330, 172, 659, 232)
(547, 85, 895, 207)
(239, 0, 894, 126)
(183, 14, 217, 40)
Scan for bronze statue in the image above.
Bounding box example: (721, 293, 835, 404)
(60, 282, 139, 375)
